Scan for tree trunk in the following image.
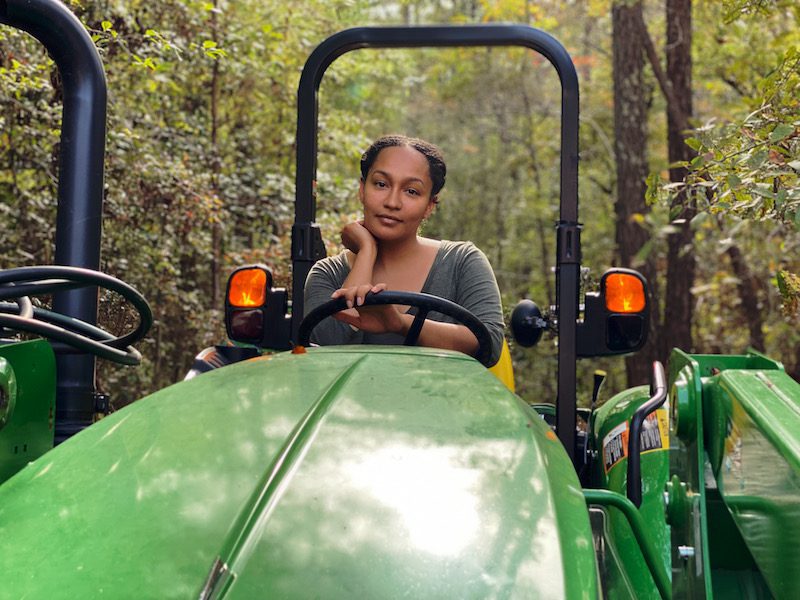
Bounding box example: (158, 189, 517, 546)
(726, 244, 765, 351)
(661, 0, 696, 359)
(612, 1, 656, 385)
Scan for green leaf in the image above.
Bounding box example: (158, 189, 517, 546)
(634, 239, 653, 263)
(776, 189, 787, 208)
(776, 270, 788, 296)
(747, 150, 769, 169)
(101, 20, 113, 32)
(690, 211, 711, 230)
(751, 183, 775, 199)
(769, 123, 795, 142)
(202, 40, 217, 49)
(685, 137, 703, 151)
(690, 154, 707, 168)
(644, 172, 660, 205)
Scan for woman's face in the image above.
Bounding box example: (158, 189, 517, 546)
(359, 145, 436, 243)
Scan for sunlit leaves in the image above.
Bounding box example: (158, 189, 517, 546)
(776, 269, 800, 315)
(649, 1, 800, 355)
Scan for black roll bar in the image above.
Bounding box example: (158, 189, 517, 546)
(290, 25, 581, 461)
(0, 0, 107, 442)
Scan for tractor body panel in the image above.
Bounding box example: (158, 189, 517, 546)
(0, 339, 55, 482)
(669, 350, 800, 599)
(0, 346, 597, 598)
(706, 368, 800, 598)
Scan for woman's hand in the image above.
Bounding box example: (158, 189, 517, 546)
(331, 284, 407, 335)
(341, 221, 376, 255)
(331, 282, 386, 309)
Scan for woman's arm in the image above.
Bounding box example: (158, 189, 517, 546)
(418, 242, 504, 365)
(450, 243, 504, 365)
(303, 255, 361, 346)
(334, 222, 379, 307)
(330, 303, 479, 356)
(397, 315, 479, 355)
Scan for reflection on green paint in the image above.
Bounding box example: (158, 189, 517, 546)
(0, 346, 597, 598)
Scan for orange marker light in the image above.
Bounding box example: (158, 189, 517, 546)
(228, 268, 267, 307)
(605, 273, 645, 313)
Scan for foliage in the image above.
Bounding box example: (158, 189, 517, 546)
(0, 0, 373, 404)
(649, 1, 800, 317)
(1, 0, 798, 410)
(777, 269, 800, 314)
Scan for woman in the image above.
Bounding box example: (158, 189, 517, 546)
(304, 134, 505, 365)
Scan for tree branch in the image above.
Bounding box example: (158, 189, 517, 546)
(632, 9, 690, 133)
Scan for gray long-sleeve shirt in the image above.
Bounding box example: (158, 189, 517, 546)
(303, 240, 505, 365)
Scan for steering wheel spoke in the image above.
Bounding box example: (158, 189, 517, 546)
(403, 308, 429, 346)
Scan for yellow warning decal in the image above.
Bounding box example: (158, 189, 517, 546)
(602, 421, 629, 474)
(642, 409, 670, 453)
(602, 408, 669, 474)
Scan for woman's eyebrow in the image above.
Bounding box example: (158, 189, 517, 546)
(371, 170, 425, 185)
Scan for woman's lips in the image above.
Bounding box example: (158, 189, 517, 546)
(376, 215, 401, 225)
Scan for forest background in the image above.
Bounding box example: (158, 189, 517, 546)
(0, 0, 797, 407)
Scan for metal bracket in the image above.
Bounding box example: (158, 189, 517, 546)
(556, 221, 582, 265)
(291, 222, 326, 263)
(93, 392, 110, 415)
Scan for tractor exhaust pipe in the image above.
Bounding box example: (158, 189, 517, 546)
(0, 0, 107, 442)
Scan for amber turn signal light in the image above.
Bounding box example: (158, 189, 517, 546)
(228, 268, 268, 308)
(224, 264, 291, 350)
(577, 268, 649, 358)
(604, 273, 646, 313)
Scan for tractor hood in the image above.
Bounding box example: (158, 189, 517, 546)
(0, 346, 596, 598)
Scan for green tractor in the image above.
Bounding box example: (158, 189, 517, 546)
(0, 1, 797, 597)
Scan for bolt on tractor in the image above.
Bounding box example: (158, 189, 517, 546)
(0, 1, 797, 598)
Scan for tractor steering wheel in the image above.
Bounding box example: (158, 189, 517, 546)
(297, 290, 494, 367)
(0, 266, 152, 366)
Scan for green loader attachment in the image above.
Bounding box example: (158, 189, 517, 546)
(668, 350, 799, 598)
